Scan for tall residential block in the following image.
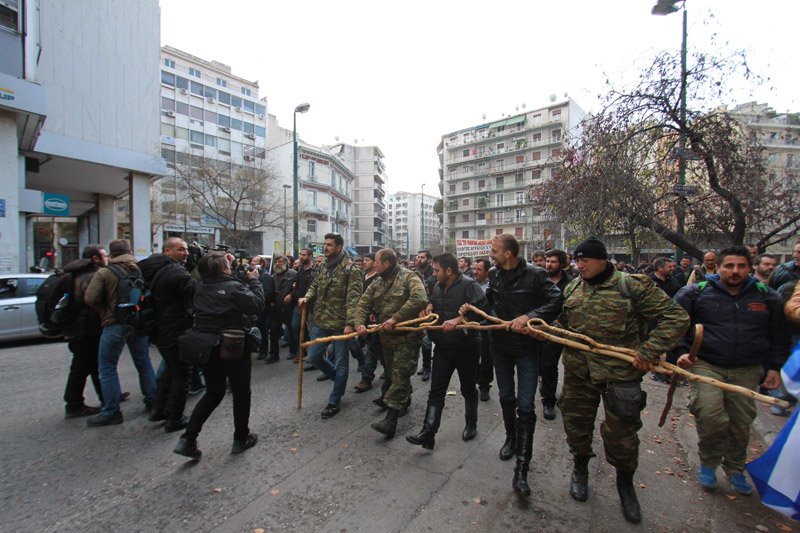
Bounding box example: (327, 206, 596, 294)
(387, 191, 439, 258)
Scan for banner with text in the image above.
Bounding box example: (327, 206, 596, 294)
(456, 239, 492, 258)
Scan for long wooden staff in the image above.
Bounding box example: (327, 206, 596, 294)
(298, 314, 440, 348)
(658, 324, 703, 426)
(297, 302, 308, 409)
(524, 317, 789, 409)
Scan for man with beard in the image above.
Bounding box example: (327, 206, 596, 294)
(298, 233, 363, 419)
(266, 254, 297, 364)
(291, 248, 316, 363)
(472, 258, 493, 402)
(753, 253, 777, 284)
(480, 234, 563, 499)
(139, 238, 197, 432)
(415, 250, 436, 382)
(649, 256, 682, 298)
(539, 249, 573, 420)
(675, 246, 788, 496)
(556, 237, 688, 523)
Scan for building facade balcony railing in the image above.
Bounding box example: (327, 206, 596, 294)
(443, 117, 565, 150)
(445, 136, 564, 165)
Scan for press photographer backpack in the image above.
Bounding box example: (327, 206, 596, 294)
(107, 264, 157, 336)
(35, 270, 75, 338)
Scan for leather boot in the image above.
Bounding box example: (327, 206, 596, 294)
(499, 400, 517, 461)
(372, 408, 399, 439)
(512, 417, 535, 497)
(570, 455, 590, 502)
(406, 403, 442, 450)
(462, 398, 478, 441)
(616, 469, 641, 524)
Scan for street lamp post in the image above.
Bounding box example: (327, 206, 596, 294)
(293, 103, 310, 258)
(420, 184, 425, 254)
(652, 0, 688, 261)
(282, 184, 291, 254)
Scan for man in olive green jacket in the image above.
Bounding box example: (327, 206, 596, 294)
(298, 233, 362, 419)
(354, 248, 428, 439)
(555, 237, 689, 524)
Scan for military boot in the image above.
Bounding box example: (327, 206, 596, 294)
(570, 455, 590, 502)
(512, 417, 535, 497)
(462, 397, 478, 441)
(616, 469, 641, 524)
(499, 400, 517, 461)
(406, 403, 442, 450)
(372, 408, 399, 439)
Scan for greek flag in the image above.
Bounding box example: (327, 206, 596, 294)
(747, 342, 800, 521)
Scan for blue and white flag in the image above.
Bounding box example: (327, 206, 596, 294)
(747, 342, 800, 521)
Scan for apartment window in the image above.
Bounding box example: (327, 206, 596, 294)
(190, 106, 203, 120)
(515, 209, 523, 221)
(496, 142, 505, 150)
(190, 81, 203, 96)
(160, 123, 175, 137)
(496, 211, 505, 223)
(532, 169, 542, 180)
(255, 104, 266, 116)
(478, 179, 486, 189)
(552, 148, 562, 157)
(216, 78, 227, 88)
(230, 141, 242, 154)
(331, 169, 337, 186)
(462, 231, 470, 238)
(218, 138, 231, 154)
(477, 229, 486, 239)
(516, 155, 524, 164)
(449, 215, 456, 224)
(462, 198, 469, 206)
(243, 100, 255, 113)
(231, 118, 242, 131)
(496, 176, 504, 187)
(552, 129, 561, 141)
(462, 181, 470, 190)
(230, 95, 243, 109)
(462, 165, 473, 174)
(532, 151, 542, 160)
(477, 212, 486, 221)
(164, 58, 175, 69)
(175, 127, 189, 140)
(243, 122, 255, 134)
(204, 110, 217, 124)
(496, 159, 504, 171)
(307, 220, 316, 233)
(306, 190, 317, 205)
(189, 130, 204, 144)
(462, 214, 469, 222)
(515, 172, 524, 185)
(204, 134, 216, 147)
(478, 146, 486, 156)
(551, 108, 562, 119)
(218, 91, 231, 105)
(496, 194, 504, 207)
(768, 153, 778, 163)
(496, 228, 503, 236)
(514, 227, 523, 238)
(204, 86, 216, 99)
(309, 160, 316, 178)
(189, 67, 201, 78)
(160, 71, 175, 87)
(532, 132, 541, 142)
(448, 184, 455, 193)
(218, 114, 230, 128)
(161, 97, 175, 111)
(241, 87, 252, 96)
(175, 76, 189, 90)
(516, 191, 524, 204)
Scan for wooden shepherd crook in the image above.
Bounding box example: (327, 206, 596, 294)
(658, 324, 703, 427)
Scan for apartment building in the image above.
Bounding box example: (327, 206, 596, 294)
(387, 191, 439, 258)
(156, 46, 269, 252)
(438, 99, 585, 257)
(326, 143, 388, 256)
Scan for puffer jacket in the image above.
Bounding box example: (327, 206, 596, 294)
(85, 254, 140, 327)
(487, 259, 563, 348)
(193, 275, 264, 335)
(138, 253, 196, 347)
(675, 275, 789, 371)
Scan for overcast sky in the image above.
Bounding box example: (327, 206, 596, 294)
(161, 0, 798, 196)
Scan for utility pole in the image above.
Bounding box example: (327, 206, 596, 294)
(420, 184, 425, 253)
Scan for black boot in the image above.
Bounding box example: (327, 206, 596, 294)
(616, 469, 642, 524)
(406, 404, 442, 450)
(398, 397, 412, 417)
(570, 455, 590, 502)
(462, 398, 478, 441)
(499, 400, 517, 461)
(372, 408, 399, 439)
(512, 417, 535, 497)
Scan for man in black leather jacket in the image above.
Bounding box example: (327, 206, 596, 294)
(481, 234, 563, 498)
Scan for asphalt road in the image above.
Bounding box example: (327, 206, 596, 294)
(0, 338, 796, 533)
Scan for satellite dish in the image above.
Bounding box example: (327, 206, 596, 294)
(335, 136, 339, 141)
(482, 114, 486, 120)
(515, 106, 519, 111)
(564, 92, 569, 98)
(522, 103, 526, 109)
(549, 94, 557, 102)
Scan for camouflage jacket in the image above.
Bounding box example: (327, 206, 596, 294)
(304, 256, 363, 329)
(353, 265, 428, 336)
(556, 268, 689, 383)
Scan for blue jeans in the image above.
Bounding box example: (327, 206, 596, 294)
(307, 325, 349, 406)
(98, 324, 156, 417)
(492, 341, 541, 423)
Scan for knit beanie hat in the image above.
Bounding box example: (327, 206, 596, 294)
(573, 237, 608, 260)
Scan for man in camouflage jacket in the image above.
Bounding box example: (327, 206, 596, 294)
(354, 248, 428, 439)
(414, 250, 436, 381)
(555, 237, 689, 524)
(298, 233, 363, 420)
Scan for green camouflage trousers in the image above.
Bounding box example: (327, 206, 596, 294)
(381, 333, 421, 411)
(559, 366, 644, 472)
(689, 360, 761, 474)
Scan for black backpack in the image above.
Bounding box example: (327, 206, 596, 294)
(107, 264, 157, 336)
(35, 271, 76, 338)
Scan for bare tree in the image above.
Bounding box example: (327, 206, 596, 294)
(176, 154, 284, 250)
(544, 50, 800, 258)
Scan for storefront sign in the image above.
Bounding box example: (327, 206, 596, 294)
(42, 193, 70, 216)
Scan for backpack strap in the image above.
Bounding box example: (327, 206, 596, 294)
(107, 264, 126, 279)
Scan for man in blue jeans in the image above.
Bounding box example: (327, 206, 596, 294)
(484, 234, 563, 498)
(298, 233, 363, 419)
(84, 239, 156, 427)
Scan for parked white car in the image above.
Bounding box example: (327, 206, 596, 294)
(0, 273, 49, 342)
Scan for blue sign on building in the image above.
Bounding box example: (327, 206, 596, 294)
(42, 193, 70, 216)
(0, 198, 5, 217)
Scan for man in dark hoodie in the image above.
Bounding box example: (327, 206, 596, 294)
(62, 245, 108, 418)
(84, 239, 157, 427)
(138, 237, 197, 432)
(675, 245, 788, 496)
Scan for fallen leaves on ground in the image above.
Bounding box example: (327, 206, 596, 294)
(213, 487, 222, 493)
(270, 488, 280, 496)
